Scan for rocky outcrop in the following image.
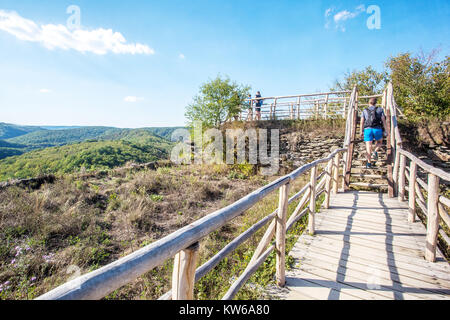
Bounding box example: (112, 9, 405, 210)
(0, 175, 56, 190)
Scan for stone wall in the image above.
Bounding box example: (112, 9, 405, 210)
(279, 131, 344, 173)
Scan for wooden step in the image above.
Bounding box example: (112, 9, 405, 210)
(350, 173, 387, 179)
(350, 182, 388, 189)
(351, 167, 388, 175)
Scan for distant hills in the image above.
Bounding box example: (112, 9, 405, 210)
(0, 123, 185, 181)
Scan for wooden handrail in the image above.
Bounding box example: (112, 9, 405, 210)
(36, 174, 290, 300)
(398, 149, 450, 181)
(385, 81, 449, 262)
(36, 144, 347, 300)
(245, 90, 351, 102)
(35, 81, 449, 300)
(240, 90, 352, 121)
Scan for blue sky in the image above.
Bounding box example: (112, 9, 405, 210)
(0, 0, 449, 128)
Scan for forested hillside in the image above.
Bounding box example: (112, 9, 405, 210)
(0, 139, 170, 181)
(0, 123, 43, 140)
(0, 124, 182, 161)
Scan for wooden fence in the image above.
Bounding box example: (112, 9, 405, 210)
(35, 92, 359, 300)
(240, 91, 352, 121)
(35, 83, 448, 300)
(36, 148, 349, 300)
(383, 83, 450, 262)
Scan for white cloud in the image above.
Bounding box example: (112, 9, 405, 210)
(124, 96, 144, 103)
(39, 88, 52, 93)
(0, 10, 154, 55)
(178, 53, 185, 59)
(324, 5, 366, 32)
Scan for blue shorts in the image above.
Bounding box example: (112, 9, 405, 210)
(364, 128, 383, 142)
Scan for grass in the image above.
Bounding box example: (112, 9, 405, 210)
(0, 161, 271, 300)
(0, 156, 331, 300)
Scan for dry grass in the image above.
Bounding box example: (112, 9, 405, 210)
(0, 163, 270, 299)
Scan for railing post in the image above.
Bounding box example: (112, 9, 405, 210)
(324, 159, 333, 209)
(384, 89, 394, 198)
(308, 166, 317, 235)
(273, 98, 277, 120)
(398, 154, 406, 201)
(425, 174, 440, 262)
(324, 94, 329, 119)
(393, 149, 400, 197)
(342, 98, 347, 118)
(276, 182, 290, 287)
(408, 162, 417, 222)
(172, 242, 199, 300)
(332, 152, 341, 195)
(344, 94, 358, 191)
(297, 97, 301, 119)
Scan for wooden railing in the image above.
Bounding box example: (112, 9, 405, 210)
(384, 82, 449, 263)
(240, 91, 352, 121)
(35, 90, 360, 300)
(35, 146, 349, 300)
(35, 83, 447, 300)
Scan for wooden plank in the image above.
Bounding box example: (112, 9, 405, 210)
(298, 234, 450, 279)
(295, 252, 449, 299)
(290, 260, 423, 300)
(315, 208, 421, 229)
(292, 246, 450, 295)
(314, 216, 425, 244)
(286, 276, 362, 300)
(315, 209, 423, 232)
(286, 271, 376, 300)
(314, 219, 450, 266)
(295, 235, 450, 287)
(313, 221, 425, 250)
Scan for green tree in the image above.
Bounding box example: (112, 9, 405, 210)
(386, 52, 449, 120)
(185, 75, 251, 128)
(331, 66, 388, 96)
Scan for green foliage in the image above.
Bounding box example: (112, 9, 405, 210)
(331, 51, 449, 121)
(143, 127, 186, 140)
(185, 75, 251, 128)
(5, 127, 112, 148)
(228, 163, 255, 180)
(331, 66, 388, 96)
(0, 125, 178, 161)
(0, 139, 170, 181)
(386, 53, 450, 120)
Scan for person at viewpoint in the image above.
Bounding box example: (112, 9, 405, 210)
(255, 91, 263, 121)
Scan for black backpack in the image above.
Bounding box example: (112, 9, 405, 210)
(364, 107, 382, 128)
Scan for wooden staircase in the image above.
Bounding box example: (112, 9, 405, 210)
(349, 121, 389, 191)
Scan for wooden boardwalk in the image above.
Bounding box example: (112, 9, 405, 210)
(283, 191, 450, 300)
